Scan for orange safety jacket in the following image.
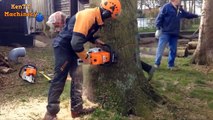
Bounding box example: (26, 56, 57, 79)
(53, 7, 104, 53)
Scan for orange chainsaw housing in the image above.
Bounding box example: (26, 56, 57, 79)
(26, 67, 37, 76)
(90, 51, 110, 65)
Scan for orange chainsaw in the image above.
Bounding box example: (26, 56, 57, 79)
(19, 64, 37, 83)
(78, 44, 118, 66)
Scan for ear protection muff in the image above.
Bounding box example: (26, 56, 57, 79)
(101, 9, 112, 20)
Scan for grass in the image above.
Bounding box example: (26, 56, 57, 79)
(195, 79, 206, 85)
(186, 23, 200, 31)
(208, 101, 213, 110)
(2, 42, 213, 119)
(138, 27, 156, 32)
(61, 81, 71, 101)
(142, 56, 213, 102)
(28, 47, 213, 118)
(190, 89, 213, 101)
(89, 109, 127, 120)
(141, 55, 213, 118)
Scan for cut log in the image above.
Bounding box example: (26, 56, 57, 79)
(178, 39, 190, 45)
(179, 34, 198, 40)
(0, 66, 15, 74)
(34, 39, 47, 48)
(0, 54, 10, 67)
(188, 49, 195, 55)
(140, 47, 165, 56)
(187, 41, 198, 49)
(177, 49, 188, 57)
(177, 47, 188, 50)
(139, 37, 156, 44)
(140, 47, 188, 57)
(0, 53, 15, 74)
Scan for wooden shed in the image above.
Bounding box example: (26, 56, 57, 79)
(0, 0, 53, 46)
(0, 0, 34, 46)
(0, 0, 89, 46)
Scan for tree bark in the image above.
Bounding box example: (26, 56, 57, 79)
(84, 0, 162, 118)
(192, 0, 213, 65)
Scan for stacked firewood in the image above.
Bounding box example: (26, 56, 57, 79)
(140, 47, 188, 57)
(139, 38, 198, 57)
(0, 53, 15, 74)
(186, 41, 198, 55)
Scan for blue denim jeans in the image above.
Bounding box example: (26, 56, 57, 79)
(155, 33, 178, 67)
(46, 45, 83, 115)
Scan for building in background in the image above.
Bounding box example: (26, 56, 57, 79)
(0, 0, 89, 46)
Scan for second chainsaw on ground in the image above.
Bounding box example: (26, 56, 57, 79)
(19, 64, 37, 83)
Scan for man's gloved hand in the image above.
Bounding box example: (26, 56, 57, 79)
(155, 29, 162, 39)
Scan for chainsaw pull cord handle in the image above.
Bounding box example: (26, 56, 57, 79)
(18, 64, 38, 79)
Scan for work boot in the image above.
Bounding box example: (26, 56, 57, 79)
(154, 64, 159, 69)
(43, 112, 57, 120)
(147, 66, 156, 81)
(168, 66, 179, 71)
(71, 107, 96, 118)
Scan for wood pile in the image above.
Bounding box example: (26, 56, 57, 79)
(0, 53, 15, 74)
(186, 41, 198, 55)
(139, 37, 156, 45)
(139, 37, 198, 57)
(140, 47, 188, 57)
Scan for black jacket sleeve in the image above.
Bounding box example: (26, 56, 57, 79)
(71, 33, 87, 52)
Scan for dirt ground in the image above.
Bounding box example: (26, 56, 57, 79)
(0, 35, 73, 120)
(1, 35, 213, 120)
(0, 35, 98, 120)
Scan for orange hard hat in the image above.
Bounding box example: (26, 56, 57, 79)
(100, 0, 122, 19)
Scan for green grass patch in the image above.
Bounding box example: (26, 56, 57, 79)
(30, 84, 49, 96)
(207, 74, 213, 81)
(208, 101, 213, 110)
(195, 79, 206, 85)
(173, 94, 183, 101)
(138, 27, 156, 32)
(138, 23, 200, 33)
(151, 79, 163, 89)
(141, 56, 213, 104)
(190, 89, 213, 101)
(90, 109, 110, 120)
(166, 82, 177, 93)
(187, 24, 200, 31)
(60, 81, 71, 101)
(89, 109, 127, 120)
(142, 56, 208, 85)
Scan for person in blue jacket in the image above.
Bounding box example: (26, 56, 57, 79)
(154, 0, 199, 70)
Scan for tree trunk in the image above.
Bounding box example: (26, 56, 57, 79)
(84, 0, 161, 118)
(192, 0, 213, 65)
